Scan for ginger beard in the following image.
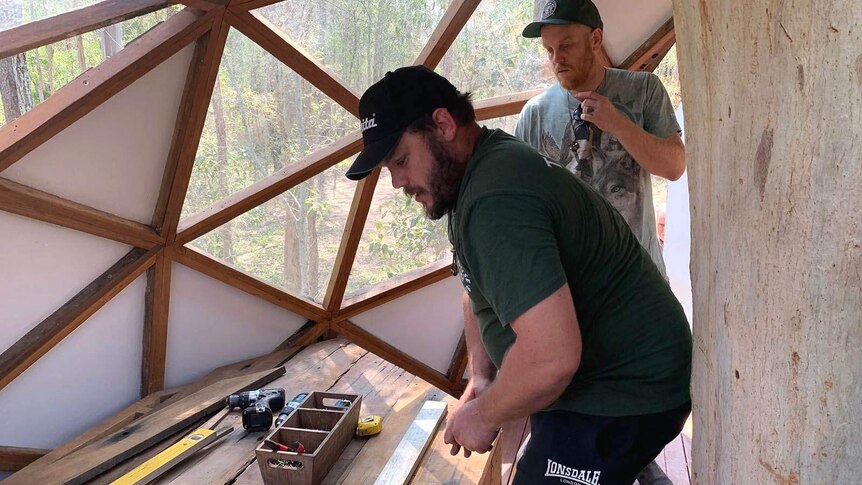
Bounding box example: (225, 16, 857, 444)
(554, 41, 596, 91)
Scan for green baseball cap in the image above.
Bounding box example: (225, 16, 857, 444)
(522, 0, 604, 38)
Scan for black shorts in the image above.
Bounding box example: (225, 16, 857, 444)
(512, 401, 691, 485)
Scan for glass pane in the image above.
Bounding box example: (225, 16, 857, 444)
(482, 113, 520, 135)
(0, 6, 181, 126)
(188, 161, 354, 303)
(0, 0, 101, 33)
(345, 169, 450, 298)
(256, 0, 450, 92)
(437, 0, 553, 99)
(181, 29, 356, 219)
(654, 44, 681, 110)
(650, 43, 680, 214)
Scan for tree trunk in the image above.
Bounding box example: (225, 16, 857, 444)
(46, 44, 55, 95)
(674, 0, 862, 483)
(100, 23, 123, 60)
(0, 0, 33, 122)
(276, 68, 301, 294)
(73, 0, 87, 71)
(29, 2, 45, 103)
(212, 77, 234, 265)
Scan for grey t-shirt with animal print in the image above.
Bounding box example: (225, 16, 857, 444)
(515, 68, 680, 276)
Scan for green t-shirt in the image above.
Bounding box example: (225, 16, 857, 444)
(449, 128, 691, 417)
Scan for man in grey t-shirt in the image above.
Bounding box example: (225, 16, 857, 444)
(515, 0, 685, 276)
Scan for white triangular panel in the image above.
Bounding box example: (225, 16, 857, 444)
(165, 263, 307, 389)
(598, 0, 672, 65)
(0, 212, 132, 351)
(351, 277, 464, 374)
(0, 275, 146, 449)
(3, 45, 196, 223)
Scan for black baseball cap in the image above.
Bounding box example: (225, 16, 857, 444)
(522, 0, 603, 38)
(345, 65, 461, 181)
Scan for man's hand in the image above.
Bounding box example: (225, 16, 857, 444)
(445, 376, 492, 458)
(444, 399, 499, 457)
(575, 91, 631, 137)
(575, 91, 686, 180)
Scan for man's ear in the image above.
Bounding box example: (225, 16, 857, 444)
(591, 28, 603, 52)
(431, 107, 458, 142)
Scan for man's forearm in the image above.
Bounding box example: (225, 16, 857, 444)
(613, 119, 685, 181)
(463, 292, 496, 381)
(475, 337, 573, 428)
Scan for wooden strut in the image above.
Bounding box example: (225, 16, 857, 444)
(0, 247, 160, 393)
(0, 0, 683, 433)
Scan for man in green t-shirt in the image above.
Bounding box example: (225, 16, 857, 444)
(345, 65, 691, 485)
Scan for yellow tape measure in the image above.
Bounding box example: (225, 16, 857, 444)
(356, 415, 383, 437)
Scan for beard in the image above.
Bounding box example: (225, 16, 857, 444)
(404, 133, 464, 220)
(554, 47, 596, 91)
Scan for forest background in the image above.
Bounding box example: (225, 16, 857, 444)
(0, 0, 681, 304)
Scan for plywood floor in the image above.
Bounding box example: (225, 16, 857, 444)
(47, 337, 689, 485)
(152, 339, 487, 484)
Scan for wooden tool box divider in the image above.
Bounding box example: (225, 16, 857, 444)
(256, 391, 361, 485)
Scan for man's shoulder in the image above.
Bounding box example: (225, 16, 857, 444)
(522, 83, 569, 111)
(465, 130, 562, 198)
(602, 68, 661, 96)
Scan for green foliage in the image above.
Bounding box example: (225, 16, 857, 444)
(367, 195, 449, 279)
(3, 0, 560, 303)
(654, 45, 682, 110)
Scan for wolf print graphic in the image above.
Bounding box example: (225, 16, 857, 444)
(543, 121, 644, 234)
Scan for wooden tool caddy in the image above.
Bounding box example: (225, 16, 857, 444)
(256, 391, 361, 485)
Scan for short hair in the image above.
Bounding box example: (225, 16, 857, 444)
(406, 91, 476, 132)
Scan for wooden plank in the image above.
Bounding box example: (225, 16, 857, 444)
(618, 17, 675, 71)
(336, 261, 452, 323)
(0, 8, 214, 173)
(4, 368, 284, 485)
(171, 244, 328, 320)
(157, 340, 367, 484)
(501, 417, 530, 485)
(331, 319, 453, 395)
(477, 436, 503, 485)
(0, 177, 162, 249)
(409, 394, 489, 485)
(154, 11, 229, 243)
(225, 9, 360, 117)
(473, 88, 545, 121)
(109, 426, 228, 485)
(337, 383, 447, 485)
(23, 391, 177, 471)
(141, 251, 171, 397)
(174, 132, 362, 245)
(0, 0, 168, 59)
(447, 332, 468, 390)
(0, 247, 159, 393)
(661, 435, 691, 485)
(322, 169, 380, 313)
(373, 400, 447, 485)
(415, 0, 482, 69)
(86, 417, 209, 484)
(0, 446, 48, 472)
(321, 354, 420, 484)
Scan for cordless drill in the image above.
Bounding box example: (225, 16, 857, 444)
(226, 388, 286, 432)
